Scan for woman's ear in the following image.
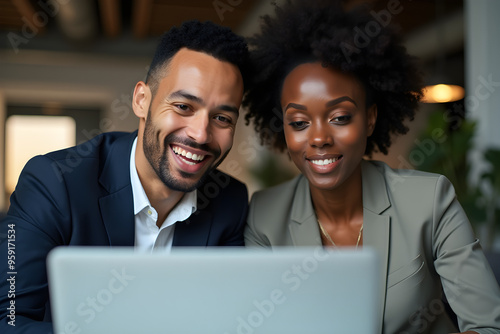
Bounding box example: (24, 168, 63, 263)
(132, 81, 151, 119)
(367, 104, 378, 136)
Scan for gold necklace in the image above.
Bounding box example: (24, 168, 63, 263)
(317, 219, 363, 249)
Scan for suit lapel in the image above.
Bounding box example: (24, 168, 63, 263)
(361, 161, 392, 334)
(99, 188, 135, 246)
(364, 209, 390, 334)
(289, 176, 323, 247)
(172, 209, 213, 246)
(98, 132, 137, 246)
(289, 217, 323, 246)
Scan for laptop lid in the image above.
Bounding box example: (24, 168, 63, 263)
(47, 247, 381, 334)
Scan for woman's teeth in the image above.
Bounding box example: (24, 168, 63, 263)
(310, 156, 341, 166)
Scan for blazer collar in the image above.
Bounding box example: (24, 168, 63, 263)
(289, 160, 391, 334)
(98, 132, 137, 246)
(288, 160, 391, 221)
(99, 131, 137, 193)
(289, 175, 323, 246)
(361, 160, 391, 214)
(361, 160, 391, 334)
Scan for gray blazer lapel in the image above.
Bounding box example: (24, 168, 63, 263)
(289, 217, 323, 246)
(289, 176, 323, 247)
(362, 160, 391, 334)
(364, 210, 390, 334)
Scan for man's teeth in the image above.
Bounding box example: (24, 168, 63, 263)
(311, 157, 340, 166)
(172, 146, 205, 163)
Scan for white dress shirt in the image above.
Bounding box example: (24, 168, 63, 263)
(130, 137, 197, 252)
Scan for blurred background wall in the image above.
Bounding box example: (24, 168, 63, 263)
(0, 0, 499, 247)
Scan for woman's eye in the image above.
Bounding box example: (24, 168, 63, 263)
(332, 115, 351, 124)
(288, 121, 308, 130)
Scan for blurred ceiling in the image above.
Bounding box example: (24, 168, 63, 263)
(0, 0, 257, 38)
(0, 0, 463, 53)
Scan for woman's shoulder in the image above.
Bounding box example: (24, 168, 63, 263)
(249, 174, 306, 211)
(367, 159, 442, 178)
(365, 160, 456, 201)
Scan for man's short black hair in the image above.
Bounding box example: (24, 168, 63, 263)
(243, 0, 424, 155)
(146, 20, 249, 97)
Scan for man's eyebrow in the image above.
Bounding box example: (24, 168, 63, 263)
(218, 105, 239, 115)
(167, 90, 204, 105)
(167, 90, 239, 114)
(284, 103, 307, 112)
(325, 96, 357, 107)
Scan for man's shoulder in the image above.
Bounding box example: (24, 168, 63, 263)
(45, 131, 135, 162)
(365, 160, 455, 210)
(21, 131, 135, 184)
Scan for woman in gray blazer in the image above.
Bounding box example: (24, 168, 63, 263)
(243, 1, 500, 333)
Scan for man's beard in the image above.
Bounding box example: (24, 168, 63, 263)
(142, 113, 228, 192)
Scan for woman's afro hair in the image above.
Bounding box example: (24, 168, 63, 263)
(243, 0, 424, 155)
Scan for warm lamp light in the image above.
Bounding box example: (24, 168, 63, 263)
(421, 0, 465, 104)
(421, 84, 465, 103)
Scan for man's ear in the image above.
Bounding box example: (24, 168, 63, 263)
(367, 104, 377, 137)
(132, 81, 151, 119)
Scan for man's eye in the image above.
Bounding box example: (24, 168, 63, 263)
(288, 121, 308, 130)
(176, 104, 189, 111)
(214, 115, 232, 124)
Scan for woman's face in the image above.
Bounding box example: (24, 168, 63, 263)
(281, 62, 377, 191)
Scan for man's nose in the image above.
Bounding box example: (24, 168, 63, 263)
(185, 112, 212, 144)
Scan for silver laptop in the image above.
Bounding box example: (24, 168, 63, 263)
(47, 247, 381, 334)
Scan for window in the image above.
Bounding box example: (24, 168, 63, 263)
(3, 104, 101, 209)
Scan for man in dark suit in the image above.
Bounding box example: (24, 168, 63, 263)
(0, 20, 250, 333)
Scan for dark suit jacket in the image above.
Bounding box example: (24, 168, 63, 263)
(0, 131, 248, 333)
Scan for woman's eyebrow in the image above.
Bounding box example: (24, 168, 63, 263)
(285, 96, 357, 112)
(284, 103, 307, 111)
(325, 96, 357, 107)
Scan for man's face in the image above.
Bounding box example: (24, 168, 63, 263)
(134, 48, 244, 192)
